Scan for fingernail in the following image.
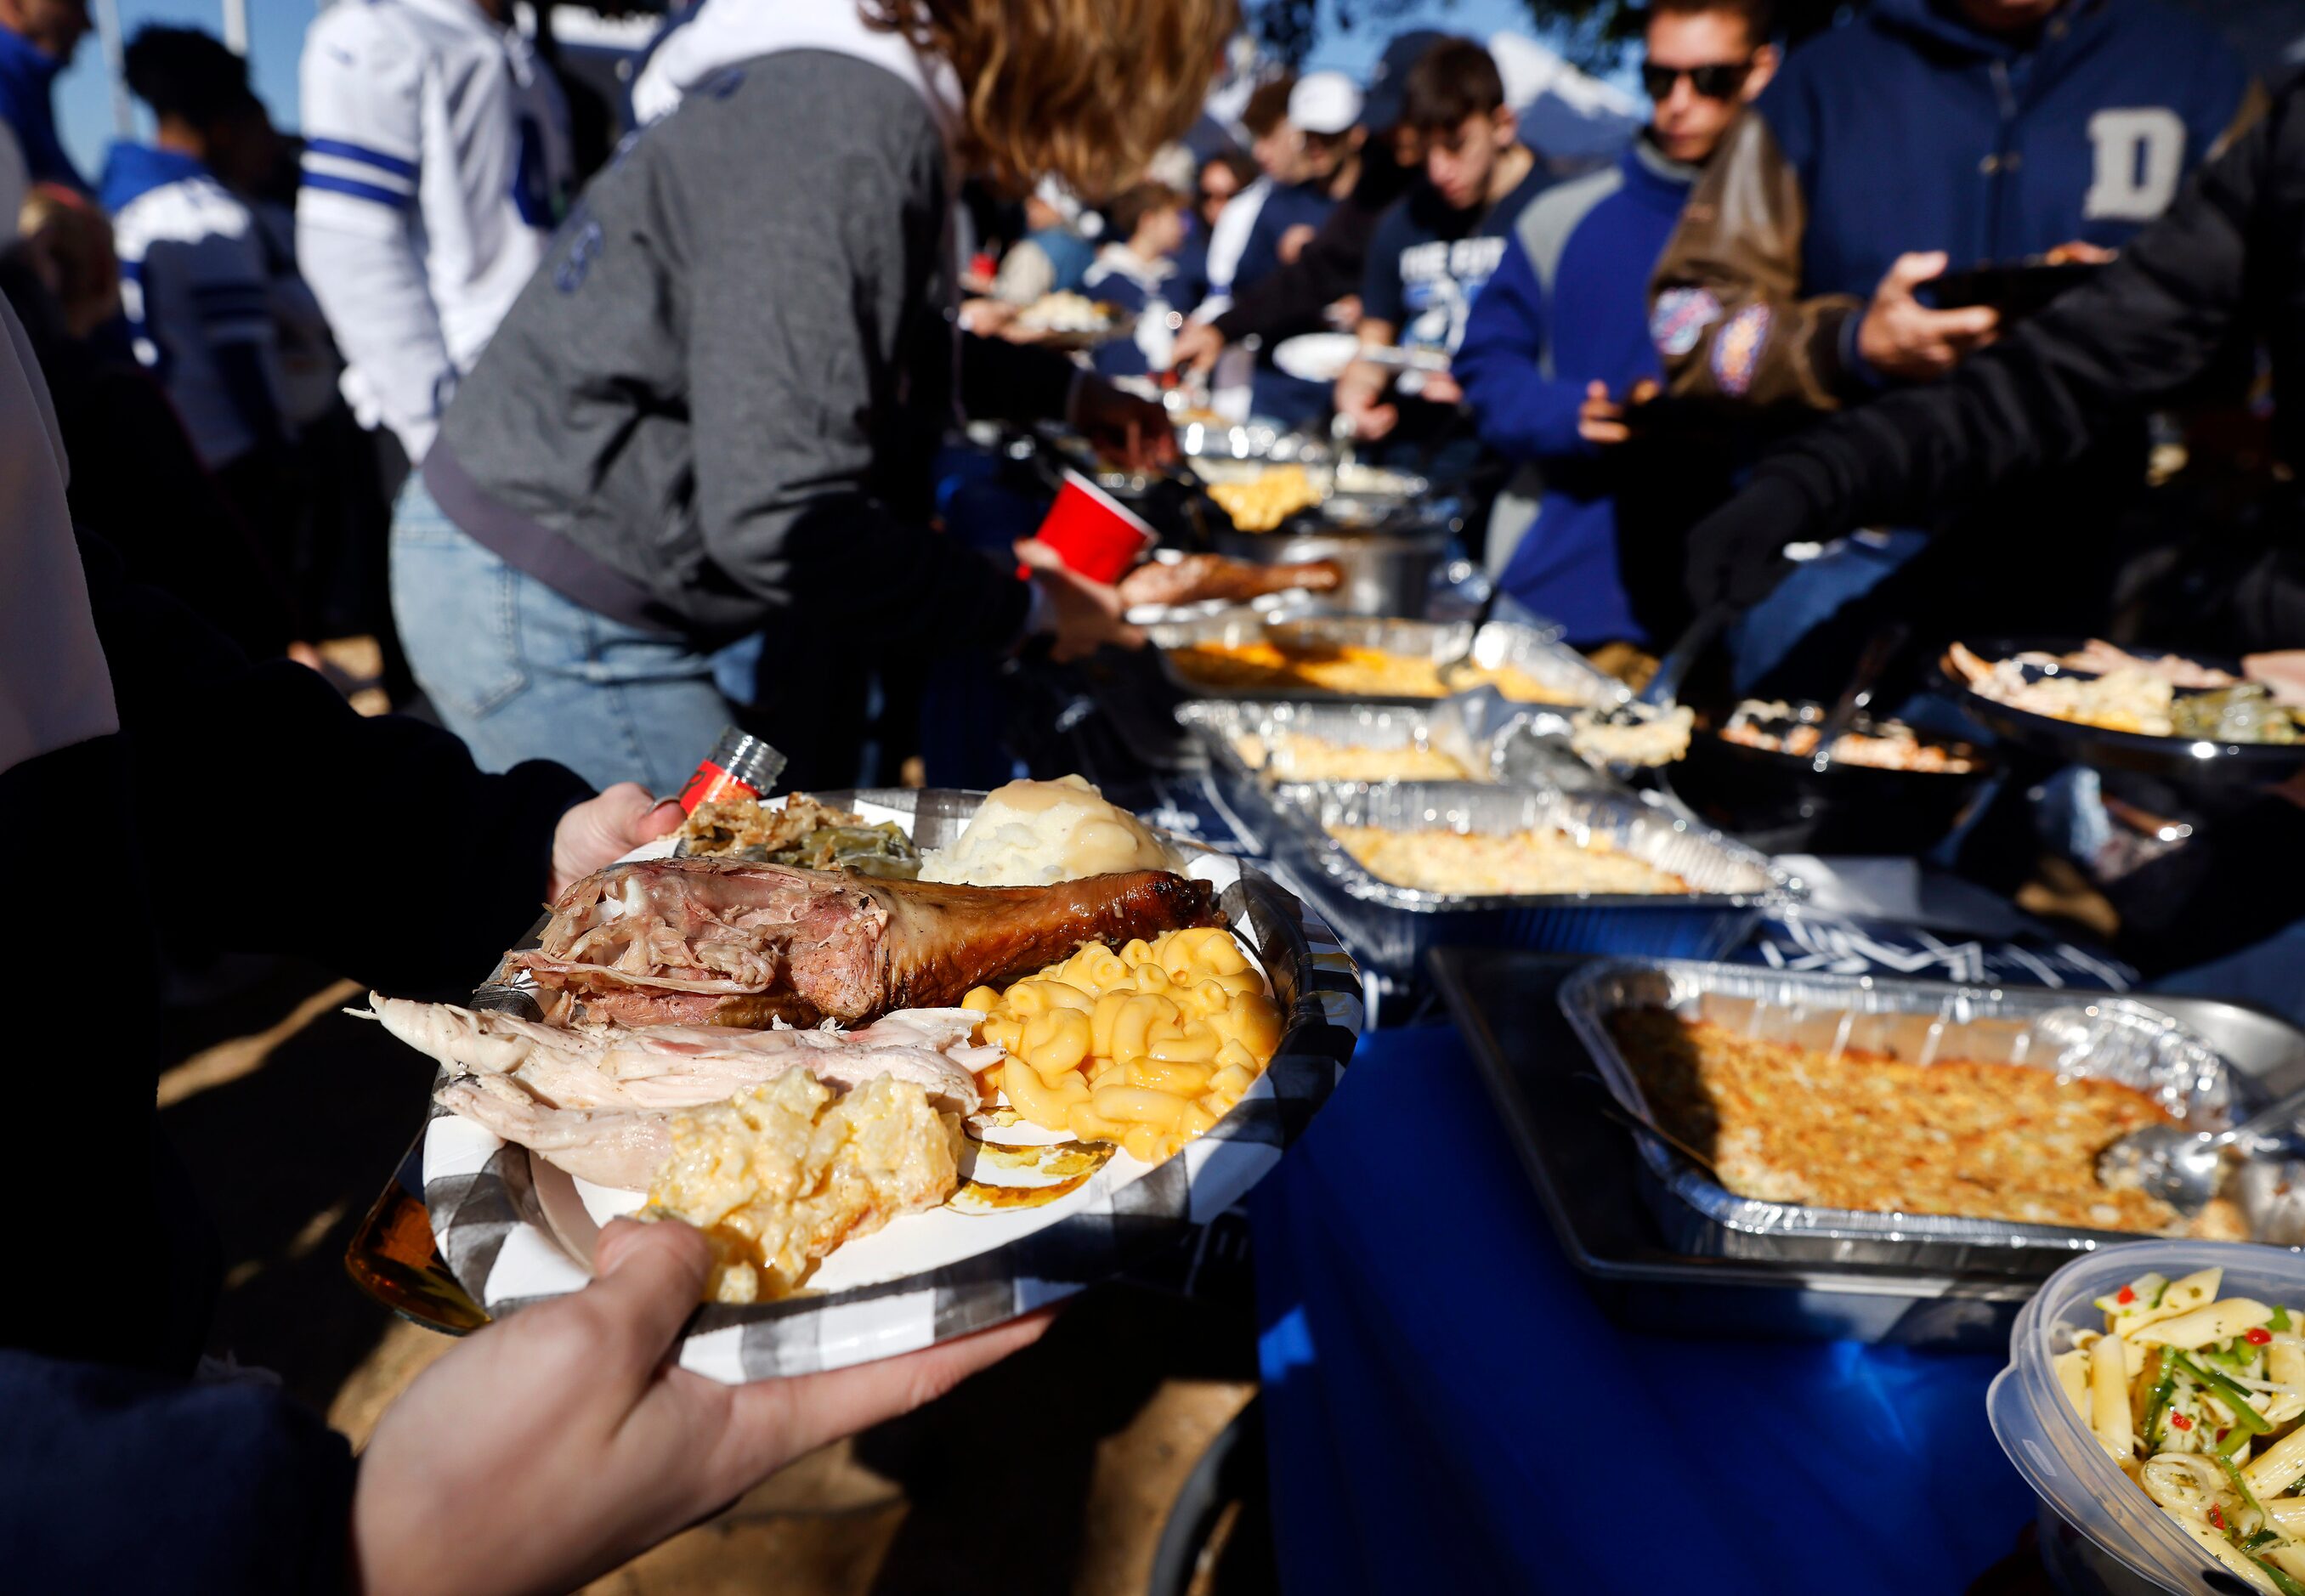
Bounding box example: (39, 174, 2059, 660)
(647, 799, 685, 822)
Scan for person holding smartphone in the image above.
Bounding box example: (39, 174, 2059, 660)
(1645, 0, 2253, 693)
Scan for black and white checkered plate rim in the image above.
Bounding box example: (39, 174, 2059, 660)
(420, 850, 1362, 1381)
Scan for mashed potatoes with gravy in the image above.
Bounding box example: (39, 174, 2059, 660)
(920, 776, 1177, 886)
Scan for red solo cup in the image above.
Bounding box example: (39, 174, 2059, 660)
(1028, 469, 1158, 584)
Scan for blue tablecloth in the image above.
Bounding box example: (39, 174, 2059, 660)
(1251, 1023, 2033, 1595)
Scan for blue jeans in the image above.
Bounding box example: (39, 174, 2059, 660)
(389, 476, 741, 794)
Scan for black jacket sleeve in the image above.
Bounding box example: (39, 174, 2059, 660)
(0, 1350, 356, 1593)
(1737, 88, 2285, 546)
(959, 331, 1078, 425)
(79, 531, 595, 993)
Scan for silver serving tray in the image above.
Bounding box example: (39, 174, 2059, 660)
(1175, 421, 1327, 463)
(1147, 611, 1614, 707)
(1176, 696, 1611, 860)
(1181, 694, 1607, 784)
(1262, 780, 1792, 973)
(1559, 957, 2248, 1252)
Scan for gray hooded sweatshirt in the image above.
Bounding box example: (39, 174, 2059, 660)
(424, 41, 1074, 651)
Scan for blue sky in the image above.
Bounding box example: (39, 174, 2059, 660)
(56, 0, 303, 173)
(51, 0, 1602, 178)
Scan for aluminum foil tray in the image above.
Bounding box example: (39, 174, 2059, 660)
(1559, 957, 2249, 1252)
(1147, 611, 1613, 707)
(1263, 780, 1791, 972)
(1175, 696, 1610, 853)
(1175, 420, 1326, 463)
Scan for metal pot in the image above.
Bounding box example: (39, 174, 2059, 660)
(1209, 523, 1447, 618)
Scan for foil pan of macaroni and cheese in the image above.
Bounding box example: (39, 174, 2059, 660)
(1258, 780, 1790, 972)
(1560, 958, 2266, 1256)
(1146, 609, 1617, 708)
(1175, 695, 1612, 852)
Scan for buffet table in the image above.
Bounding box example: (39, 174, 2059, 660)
(1249, 1020, 2030, 1594)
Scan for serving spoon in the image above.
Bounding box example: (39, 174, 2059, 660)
(1805, 622, 1910, 773)
(1589, 601, 1735, 727)
(2098, 1083, 2305, 1218)
(1572, 1072, 1726, 1182)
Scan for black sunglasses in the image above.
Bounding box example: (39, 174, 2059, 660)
(1640, 59, 1754, 100)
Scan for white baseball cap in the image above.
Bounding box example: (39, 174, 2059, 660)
(1288, 71, 1364, 137)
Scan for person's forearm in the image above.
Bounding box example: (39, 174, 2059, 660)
(79, 531, 590, 988)
(1210, 217, 1366, 343)
(1465, 371, 1591, 461)
(297, 220, 454, 460)
(701, 494, 1033, 655)
(958, 332, 1077, 425)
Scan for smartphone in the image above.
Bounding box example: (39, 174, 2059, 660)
(1921, 259, 2102, 320)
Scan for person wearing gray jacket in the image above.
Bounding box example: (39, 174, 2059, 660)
(394, 0, 1228, 791)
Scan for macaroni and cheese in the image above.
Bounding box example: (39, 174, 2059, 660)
(962, 927, 1284, 1165)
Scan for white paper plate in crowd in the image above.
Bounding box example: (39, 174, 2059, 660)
(1272, 333, 1453, 383)
(418, 789, 1362, 1381)
(1271, 332, 1362, 383)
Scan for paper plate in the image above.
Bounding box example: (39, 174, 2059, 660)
(417, 790, 1362, 1381)
(1271, 332, 1361, 383)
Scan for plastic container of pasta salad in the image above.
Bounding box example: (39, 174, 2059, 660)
(1991, 1242, 2305, 1596)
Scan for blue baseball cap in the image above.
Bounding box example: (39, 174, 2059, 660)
(1359, 28, 1453, 132)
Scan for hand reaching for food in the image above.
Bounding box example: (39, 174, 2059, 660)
(1169, 320, 1225, 376)
(1115, 552, 1344, 608)
(352, 1218, 1051, 1596)
(1016, 538, 1145, 661)
(551, 783, 687, 897)
(1068, 376, 1177, 469)
(1334, 365, 1396, 440)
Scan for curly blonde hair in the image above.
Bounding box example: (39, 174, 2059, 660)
(867, 0, 1238, 200)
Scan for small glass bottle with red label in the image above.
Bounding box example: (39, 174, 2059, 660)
(675, 727, 788, 813)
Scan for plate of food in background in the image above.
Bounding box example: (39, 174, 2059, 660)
(1942, 639, 2305, 784)
(1664, 697, 1997, 855)
(1011, 291, 1135, 350)
(377, 778, 1361, 1380)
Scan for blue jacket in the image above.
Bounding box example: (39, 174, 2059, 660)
(0, 24, 82, 191)
(1653, 0, 2250, 407)
(1780, 0, 2248, 295)
(1458, 139, 1701, 643)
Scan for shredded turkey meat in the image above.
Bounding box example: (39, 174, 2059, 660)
(506, 856, 1223, 1028)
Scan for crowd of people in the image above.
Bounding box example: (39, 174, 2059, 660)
(2, 0, 2297, 1582)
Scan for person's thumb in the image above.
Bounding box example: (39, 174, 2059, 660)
(1586, 380, 1608, 401)
(1885, 251, 1948, 293)
(1013, 537, 1066, 574)
(601, 781, 686, 841)
(582, 1219, 711, 1395)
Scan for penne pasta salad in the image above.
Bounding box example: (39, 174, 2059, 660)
(2061, 1266, 2305, 1594)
